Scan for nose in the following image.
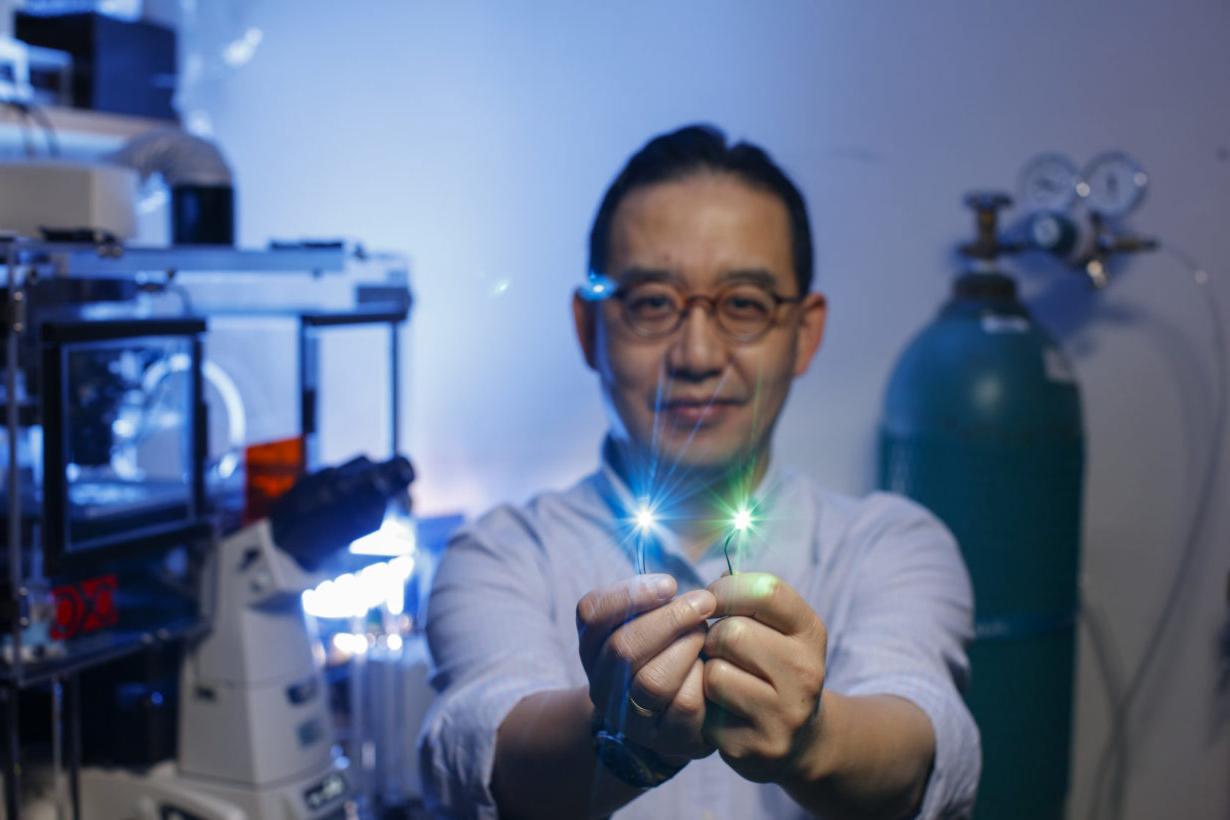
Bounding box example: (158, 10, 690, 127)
(665, 303, 729, 382)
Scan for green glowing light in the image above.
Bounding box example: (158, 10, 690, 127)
(723, 506, 756, 574)
(732, 508, 753, 532)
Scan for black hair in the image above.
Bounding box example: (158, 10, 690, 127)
(587, 124, 813, 294)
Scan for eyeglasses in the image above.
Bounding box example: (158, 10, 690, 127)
(609, 281, 804, 343)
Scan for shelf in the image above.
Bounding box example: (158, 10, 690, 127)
(43, 244, 349, 276)
(2, 241, 350, 277)
(0, 616, 207, 689)
(0, 105, 168, 157)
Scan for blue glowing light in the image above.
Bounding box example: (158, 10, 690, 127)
(579, 273, 617, 302)
(634, 501, 657, 532)
(629, 498, 661, 574)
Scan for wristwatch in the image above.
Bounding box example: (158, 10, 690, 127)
(591, 723, 686, 789)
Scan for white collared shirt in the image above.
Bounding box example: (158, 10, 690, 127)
(419, 445, 980, 819)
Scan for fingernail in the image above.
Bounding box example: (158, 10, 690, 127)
(652, 576, 675, 597)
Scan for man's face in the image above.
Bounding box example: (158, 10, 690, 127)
(574, 172, 827, 479)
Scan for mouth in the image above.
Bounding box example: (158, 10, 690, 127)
(657, 397, 743, 426)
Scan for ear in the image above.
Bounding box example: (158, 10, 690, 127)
(572, 290, 599, 370)
(792, 292, 827, 377)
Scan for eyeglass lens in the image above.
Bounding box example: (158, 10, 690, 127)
(621, 283, 777, 340)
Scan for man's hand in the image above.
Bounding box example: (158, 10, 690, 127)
(576, 574, 718, 760)
(702, 572, 829, 783)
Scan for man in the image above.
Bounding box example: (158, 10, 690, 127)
(420, 125, 979, 819)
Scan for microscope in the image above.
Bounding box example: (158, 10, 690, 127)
(79, 455, 415, 820)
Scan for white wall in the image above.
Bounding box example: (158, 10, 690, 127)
(186, 2, 1230, 817)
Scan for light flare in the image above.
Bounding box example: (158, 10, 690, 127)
(732, 508, 753, 532)
(634, 502, 657, 533)
(630, 499, 658, 574)
(723, 504, 757, 575)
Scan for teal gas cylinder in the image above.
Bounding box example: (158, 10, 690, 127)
(878, 270, 1084, 820)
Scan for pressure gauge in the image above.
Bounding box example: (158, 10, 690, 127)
(1018, 153, 1081, 212)
(1082, 151, 1148, 217)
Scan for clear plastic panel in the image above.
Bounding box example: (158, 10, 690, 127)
(62, 336, 195, 553)
(316, 323, 393, 467)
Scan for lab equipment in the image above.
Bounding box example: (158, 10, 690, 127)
(0, 237, 414, 819)
(79, 455, 414, 820)
(0, 244, 213, 820)
(0, 32, 72, 108)
(1018, 149, 1150, 222)
(16, 11, 178, 121)
(301, 509, 460, 816)
(0, 160, 138, 238)
(0, 309, 209, 667)
(1081, 151, 1148, 218)
(23, 43, 73, 108)
(107, 128, 236, 245)
(360, 634, 434, 810)
(0, 35, 31, 102)
(885, 151, 1225, 820)
(880, 193, 1085, 820)
(1016, 150, 1157, 288)
(1018, 153, 1082, 212)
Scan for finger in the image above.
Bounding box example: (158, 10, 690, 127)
(705, 616, 826, 737)
(629, 626, 706, 716)
(577, 574, 676, 662)
(654, 657, 714, 759)
(700, 705, 758, 757)
(702, 657, 776, 721)
(706, 573, 816, 636)
(622, 635, 704, 746)
(594, 589, 715, 684)
(703, 615, 795, 685)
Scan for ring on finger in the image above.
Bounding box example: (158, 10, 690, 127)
(627, 692, 658, 720)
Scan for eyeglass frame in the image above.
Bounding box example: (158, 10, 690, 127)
(604, 279, 806, 343)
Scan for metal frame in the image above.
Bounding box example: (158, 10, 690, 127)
(3, 239, 23, 820)
(298, 309, 408, 471)
(39, 317, 208, 575)
(10, 243, 348, 280)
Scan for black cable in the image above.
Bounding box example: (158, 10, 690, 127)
(1079, 589, 1130, 818)
(1, 100, 36, 157)
(1, 99, 61, 156)
(1087, 244, 1227, 820)
(25, 102, 61, 156)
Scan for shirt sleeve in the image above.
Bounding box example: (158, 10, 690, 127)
(417, 506, 575, 819)
(823, 493, 981, 820)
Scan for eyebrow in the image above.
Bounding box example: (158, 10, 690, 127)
(618, 267, 679, 287)
(617, 267, 784, 290)
(718, 269, 779, 290)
